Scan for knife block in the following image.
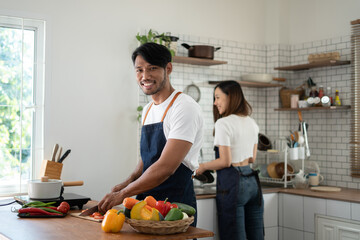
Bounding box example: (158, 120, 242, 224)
(40, 160, 63, 180)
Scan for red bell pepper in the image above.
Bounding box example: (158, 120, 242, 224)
(154, 198, 176, 217)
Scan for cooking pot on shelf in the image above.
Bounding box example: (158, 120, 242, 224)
(258, 133, 272, 151)
(28, 177, 83, 199)
(181, 43, 221, 59)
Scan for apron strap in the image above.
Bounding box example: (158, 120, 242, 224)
(142, 102, 154, 125)
(161, 92, 182, 122)
(142, 92, 182, 125)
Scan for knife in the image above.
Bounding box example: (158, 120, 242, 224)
(51, 144, 59, 162)
(56, 147, 62, 163)
(58, 149, 71, 163)
(79, 205, 99, 216)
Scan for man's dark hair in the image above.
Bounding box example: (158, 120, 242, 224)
(132, 42, 172, 68)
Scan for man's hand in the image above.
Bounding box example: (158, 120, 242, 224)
(98, 191, 125, 213)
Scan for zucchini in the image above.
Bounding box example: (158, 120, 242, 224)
(172, 202, 196, 216)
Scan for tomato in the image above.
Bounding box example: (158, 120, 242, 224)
(57, 201, 70, 214)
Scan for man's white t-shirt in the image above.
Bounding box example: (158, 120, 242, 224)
(141, 90, 204, 171)
(214, 114, 259, 163)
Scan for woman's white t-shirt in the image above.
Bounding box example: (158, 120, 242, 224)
(141, 91, 204, 171)
(214, 114, 259, 163)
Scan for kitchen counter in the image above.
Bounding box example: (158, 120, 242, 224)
(196, 186, 360, 203)
(0, 200, 214, 240)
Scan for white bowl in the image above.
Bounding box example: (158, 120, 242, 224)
(241, 74, 273, 83)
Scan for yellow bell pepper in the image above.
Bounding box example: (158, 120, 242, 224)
(101, 209, 125, 233)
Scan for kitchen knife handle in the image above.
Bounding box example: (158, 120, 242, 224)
(59, 149, 71, 163)
(51, 144, 59, 162)
(56, 147, 62, 162)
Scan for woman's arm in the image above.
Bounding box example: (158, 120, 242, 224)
(196, 145, 231, 175)
(248, 144, 258, 163)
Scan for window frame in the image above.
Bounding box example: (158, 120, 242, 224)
(0, 15, 45, 196)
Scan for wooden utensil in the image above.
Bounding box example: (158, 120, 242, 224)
(56, 147, 62, 163)
(273, 77, 286, 82)
(51, 144, 59, 162)
(310, 186, 341, 192)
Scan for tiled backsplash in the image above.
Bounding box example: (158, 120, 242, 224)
(138, 33, 357, 189)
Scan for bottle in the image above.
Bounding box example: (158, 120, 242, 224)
(326, 86, 333, 105)
(318, 86, 324, 98)
(335, 90, 341, 106)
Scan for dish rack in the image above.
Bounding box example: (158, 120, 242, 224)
(259, 146, 304, 188)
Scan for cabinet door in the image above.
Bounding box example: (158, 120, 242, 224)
(281, 194, 304, 230)
(264, 193, 278, 228)
(196, 198, 218, 240)
(316, 215, 360, 240)
(304, 196, 326, 233)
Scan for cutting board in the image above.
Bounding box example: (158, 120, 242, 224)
(70, 212, 102, 222)
(310, 186, 341, 192)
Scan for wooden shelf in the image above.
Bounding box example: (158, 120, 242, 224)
(274, 105, 351, 111)
(208, 80, 283, 88)
(173, 56, 227, 66)
(274, 60, 351, 71)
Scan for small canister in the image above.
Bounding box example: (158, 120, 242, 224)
(290, 94, 299, 108)
(321, 96, 331, 107)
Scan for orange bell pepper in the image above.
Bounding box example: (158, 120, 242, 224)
(101, 209, 125, 233)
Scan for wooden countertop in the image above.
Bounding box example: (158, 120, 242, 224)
(196, 186, 360, 204)
(0, 200, 214, 240)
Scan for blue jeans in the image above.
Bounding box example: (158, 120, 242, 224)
(235, 166, 264, 240)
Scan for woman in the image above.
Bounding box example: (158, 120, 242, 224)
(196, 80, 264, 240)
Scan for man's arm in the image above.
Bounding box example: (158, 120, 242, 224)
(98, 138, 192, 213)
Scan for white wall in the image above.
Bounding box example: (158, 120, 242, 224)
(0, 0, 358, 200)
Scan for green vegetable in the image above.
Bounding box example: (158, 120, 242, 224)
(164, 208, 183, 221)
(22, 201, 56, 208)
(124, 207, 131, 218)
(38, 207, 63, 214)
(172, 202, 196, 216)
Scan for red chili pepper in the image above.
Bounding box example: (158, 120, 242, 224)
(154, 198, 172, 217)
(18, 208, 62, 216)
(170, 203, 178, 209)
(44, 207, 58, 211)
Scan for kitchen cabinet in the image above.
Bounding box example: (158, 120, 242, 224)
(264, 193, 278, 240)
(197, 198, 219, 240)
(173, 56, 227, 66)
(316, 215, 360, 240)
(279, 193, 360, 240)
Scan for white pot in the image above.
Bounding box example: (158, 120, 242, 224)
(28, 179, 63, 199)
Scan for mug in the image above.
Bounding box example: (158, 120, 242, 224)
(308, 172, 324, 186)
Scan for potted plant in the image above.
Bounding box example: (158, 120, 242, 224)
(136, 29, 178, 56)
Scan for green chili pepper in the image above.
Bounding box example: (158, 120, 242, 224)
(38, 207, 63, 214)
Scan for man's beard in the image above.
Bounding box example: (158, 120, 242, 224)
(142, 72, 167, 96)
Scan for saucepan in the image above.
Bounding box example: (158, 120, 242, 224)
(28, 178, 83, 199)
(181, 43, 221, 59)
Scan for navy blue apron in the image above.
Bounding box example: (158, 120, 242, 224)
(136, 92, 197, 226)
(215, 146, 263, 239)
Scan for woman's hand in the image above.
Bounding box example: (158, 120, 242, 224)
(196, 163, 206, 175)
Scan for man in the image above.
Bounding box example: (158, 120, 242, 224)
(98, 43, 203, 225)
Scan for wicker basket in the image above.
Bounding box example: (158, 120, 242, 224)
(279, 87, 305, 108)
(125, 216, 194, 235)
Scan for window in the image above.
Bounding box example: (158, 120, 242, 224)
(0, 16, 45, 196)
(351, 19, 360, 177)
